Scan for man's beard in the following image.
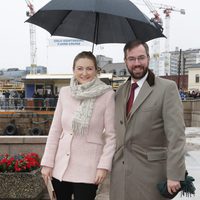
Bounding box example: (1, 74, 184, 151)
(127, 66, 148, 80)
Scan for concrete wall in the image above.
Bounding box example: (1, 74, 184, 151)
(0, 136, 47, 157)
(183, 100, 200, 127)
(182, 101, 192, 127)
(0, 111, 53, 136)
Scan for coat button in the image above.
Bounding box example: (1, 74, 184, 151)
(120, 120, 123, 124)
(122, 161, 124, 164)
(67, 153, 70, 156)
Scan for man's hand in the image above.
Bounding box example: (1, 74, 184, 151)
(167, 179, 181, 194)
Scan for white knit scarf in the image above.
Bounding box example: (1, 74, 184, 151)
(70, 77, 112, 135)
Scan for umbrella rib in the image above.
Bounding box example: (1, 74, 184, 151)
(92, 12, 99, 52)
(51, 10, 72, 35)
(126, 18, 139, 41)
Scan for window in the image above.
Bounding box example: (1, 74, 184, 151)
(112, 69, 116, 75)
(195, 74, 199, 83)
(119, 69, 127, 76)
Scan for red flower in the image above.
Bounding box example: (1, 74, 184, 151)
(0, 153, 40, 173)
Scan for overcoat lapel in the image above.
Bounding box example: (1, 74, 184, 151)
(118, 81, 131, 124)
(127, 70, 155, 122)
(127, 81, 153, 122)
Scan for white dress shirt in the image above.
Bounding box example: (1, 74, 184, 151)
(131, 72, 148, 101)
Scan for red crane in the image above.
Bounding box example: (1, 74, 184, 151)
(141, 0, 185, 75)
(142, 0, 163, 27)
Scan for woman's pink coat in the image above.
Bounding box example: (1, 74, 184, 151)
(41, 86, 116, 183)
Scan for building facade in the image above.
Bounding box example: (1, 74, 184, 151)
(26, 66, 47, 74)
(170, 48, 200, 76)
(96, 55, 113, 68)
(188, 63, 200, 91)
(150, 48, 200, 76)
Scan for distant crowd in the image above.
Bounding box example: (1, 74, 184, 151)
(0, 90, 58, 110)
(32, 90, 58, 110)
(179, 89, 200, 100)
(0, 90, 25, 110)
(1, 88, 200, 110)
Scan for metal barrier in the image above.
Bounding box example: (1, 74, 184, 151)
(0, 98, 57, 111)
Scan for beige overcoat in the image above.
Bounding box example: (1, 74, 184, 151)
(110, 70, 186, 200)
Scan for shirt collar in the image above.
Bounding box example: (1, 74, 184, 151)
(131, 72, 148, 88)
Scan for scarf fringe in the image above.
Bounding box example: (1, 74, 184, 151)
(72, 121, 88, 135)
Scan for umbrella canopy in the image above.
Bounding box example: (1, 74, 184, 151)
(26, 0, 165, 47)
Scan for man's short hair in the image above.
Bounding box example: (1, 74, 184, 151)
(123, 40, 149, 59)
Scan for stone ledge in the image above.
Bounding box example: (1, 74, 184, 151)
(24, 136, 47, 143)
(0, 136, 47, 144)
(0, 136, 47, 157)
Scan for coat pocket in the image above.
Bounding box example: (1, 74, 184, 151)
(147, 151, 167, 161)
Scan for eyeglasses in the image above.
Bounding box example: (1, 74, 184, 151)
(74, 66, 95, 72)
(126, 55, 147, 63)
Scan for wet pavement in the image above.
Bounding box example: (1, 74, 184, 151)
(175, 127, 200, 199)
(96, 127, 200, 200)
(174, 151, 200, 199)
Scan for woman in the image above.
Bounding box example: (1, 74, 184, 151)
(41, 51, 116, 200)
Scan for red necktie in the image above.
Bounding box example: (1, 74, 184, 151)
(127, 82, 138, 115)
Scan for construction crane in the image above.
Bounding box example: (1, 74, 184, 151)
(141, 0, 185, 75)
(142, 0, 163, 27)
(142, 0, 163, 75)
(137, 0, 185, 52)
(157, 4, 185, 75)
(25, 0, 37, 74)
(158, 4, 185, 53)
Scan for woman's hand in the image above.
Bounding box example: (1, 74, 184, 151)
(94, 169, 108, 185)
(41, 166, 53, 185)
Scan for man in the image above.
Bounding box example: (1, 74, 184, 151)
(110, 40, 186, 200)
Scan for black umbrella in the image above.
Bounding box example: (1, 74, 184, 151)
(26, 0, 165, 51)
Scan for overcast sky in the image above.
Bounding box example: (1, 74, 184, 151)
(0, 0, 199, 74)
